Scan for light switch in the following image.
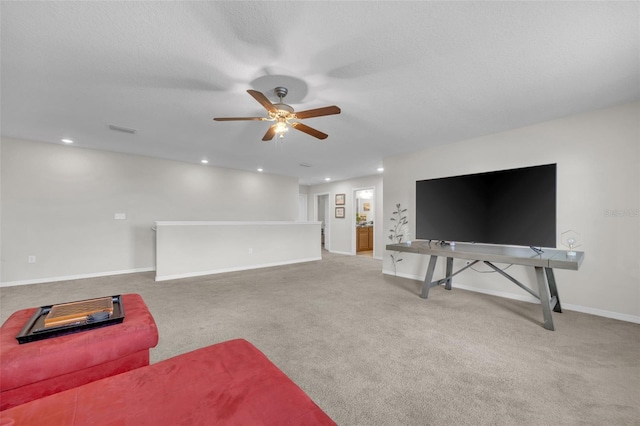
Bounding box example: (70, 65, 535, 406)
(114, 213, 127, 220)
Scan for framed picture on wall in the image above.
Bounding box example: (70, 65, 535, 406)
(335, 194, 345, 205)
(335, 207, 345, 218)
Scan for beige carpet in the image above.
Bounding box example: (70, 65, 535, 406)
(1, 251, 638, 425)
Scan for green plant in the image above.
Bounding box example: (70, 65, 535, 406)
(388, 203, 408, 273)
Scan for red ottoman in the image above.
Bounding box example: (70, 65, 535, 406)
(0, 339, 336, 425)
(0, 293, 158, 410)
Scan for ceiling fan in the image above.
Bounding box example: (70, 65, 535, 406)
(213, 87, 341, 141)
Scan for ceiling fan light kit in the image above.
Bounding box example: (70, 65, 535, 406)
(214, 87, 341, 141)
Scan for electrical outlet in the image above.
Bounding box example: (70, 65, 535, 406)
(114, 213, 126, 220)
(28, 255, 36, 263)
(248, 248, 253, 254)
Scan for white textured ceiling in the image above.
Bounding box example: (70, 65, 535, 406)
(2, 1, 638, 185)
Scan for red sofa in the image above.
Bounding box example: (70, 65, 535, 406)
(0, 294, 159, 410)
(0, 339, 336, 425)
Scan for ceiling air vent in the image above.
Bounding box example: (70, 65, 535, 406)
(108, 124, 137, 134)
(299, 163, 312, 167)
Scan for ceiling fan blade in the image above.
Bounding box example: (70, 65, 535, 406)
(291, 122, 328, 140)
(247, 90, 278, 113)
(262, 125, 277, 141)
(213, 117, 267, 121)
(294, 106, 341, 120)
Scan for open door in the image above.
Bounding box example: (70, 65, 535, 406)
(354, 188, 375, 257)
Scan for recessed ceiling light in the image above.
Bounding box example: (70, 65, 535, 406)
(61, 138, 74, 144)
(257, 168, 263, 172)
(377, 167, 384, 172)
(201, 159, 209, 164)
(325, 177, 331, 181)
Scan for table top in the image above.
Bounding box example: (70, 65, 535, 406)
(386, 241, 584, 270)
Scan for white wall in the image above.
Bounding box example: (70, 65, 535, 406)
(1, 138, 300, 285)
(383, 101, 639, 322)
(307, 175, 384, 258)
(155, 221, 321, 281)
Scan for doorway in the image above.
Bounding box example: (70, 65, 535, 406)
(354, 188, 374, 257)
(314, 193, 330, 251)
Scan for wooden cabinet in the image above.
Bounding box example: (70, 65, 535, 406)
(357, 226, 373, 252)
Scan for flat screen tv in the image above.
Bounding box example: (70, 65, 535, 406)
(415, 164, 557, 248)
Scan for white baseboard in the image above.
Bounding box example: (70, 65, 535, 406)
(382, 269, 640, 325)
(560, 303, 640, 324)
(0, 267, 156, 288)
(155, 257, 322, 282)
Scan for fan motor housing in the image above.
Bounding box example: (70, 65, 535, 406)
(273, 103, 294, 114)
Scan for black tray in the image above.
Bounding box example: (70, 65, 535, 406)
(16, 295, 125, 344)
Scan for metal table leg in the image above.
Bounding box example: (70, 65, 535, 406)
(445, 257, 453, 290)
(420, 255, 438, 299)
(535, 266, 555, 331)
(545, 268, 562, 313)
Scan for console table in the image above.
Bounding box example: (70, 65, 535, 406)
(386, 241, 584, 331)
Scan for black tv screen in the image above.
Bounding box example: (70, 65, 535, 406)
(415, 164, 557, 248)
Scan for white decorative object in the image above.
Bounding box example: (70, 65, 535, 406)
(388, 203, 408, 274)
(561, 230, 581, 257)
